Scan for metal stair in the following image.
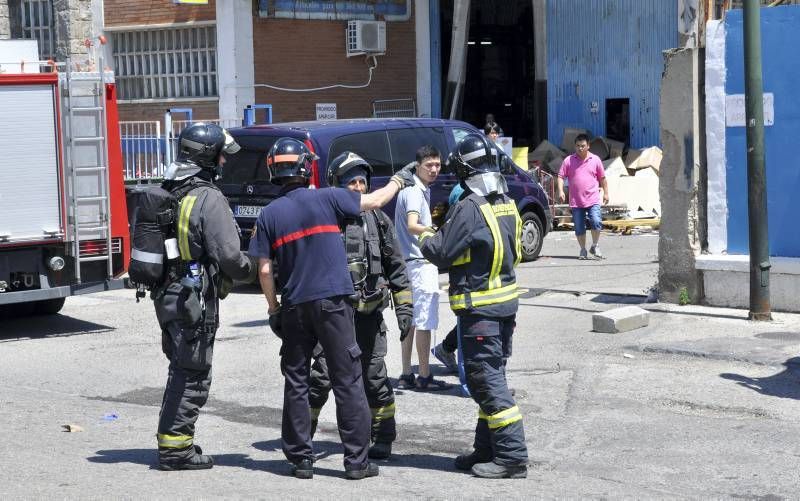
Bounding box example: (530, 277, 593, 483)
(62, 59, 112, 283)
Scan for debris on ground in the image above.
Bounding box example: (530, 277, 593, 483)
(62, 424, 84, 432)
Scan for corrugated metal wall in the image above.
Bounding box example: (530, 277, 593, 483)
(546, 0, 678, 148)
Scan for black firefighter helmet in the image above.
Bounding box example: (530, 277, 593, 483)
(267, 138, 318, 185)
(326, 151, 373, 189)
(449, 132, 500, 182)
(176, 122, 240, 169)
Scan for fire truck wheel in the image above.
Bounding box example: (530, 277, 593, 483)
(34, 297, 66, 315)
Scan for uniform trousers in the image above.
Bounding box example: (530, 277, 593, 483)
(281, 295, 371, 469)
(309, 310, 396, 444)
(460, 314, 528, 466)
(158, 321, 215, 459)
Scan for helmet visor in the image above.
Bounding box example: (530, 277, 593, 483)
(222, 130, 241, 155)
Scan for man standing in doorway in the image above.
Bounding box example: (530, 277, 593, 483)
(394, 146, 450, 391)
(556, 134, 609, 259)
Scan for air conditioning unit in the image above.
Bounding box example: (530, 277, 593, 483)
(346, 20, 386, 57)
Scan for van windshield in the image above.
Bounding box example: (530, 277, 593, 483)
(221, 136, 277, 184)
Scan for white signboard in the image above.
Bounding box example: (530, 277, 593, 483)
(0, 40, 41, 74)
(725, 93, 774, 127)
(316, 103, 337, 120)
(495, 136, 513, 157)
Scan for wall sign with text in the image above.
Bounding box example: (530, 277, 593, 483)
(259, 0, 410, 21)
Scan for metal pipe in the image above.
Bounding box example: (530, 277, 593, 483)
(743, 0, 772, 320)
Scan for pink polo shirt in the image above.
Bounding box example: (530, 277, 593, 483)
(558, 152, 605, 208)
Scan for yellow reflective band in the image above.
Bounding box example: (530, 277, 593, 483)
(157, 433, 193, 449)
(478, 203, 503, 290)
(310, 407, 321, 420)
(357, 296, 383, 313)
(452, 248, 471, 266)
(371, 403, 396, 421)
(485, 405, 523, 430)
(418, 231, 435, 244)
(178, 195, 197, 260)
(478, 409, 488, 421)
(449, 283, 518, 310)
(392, 290, 412, 305)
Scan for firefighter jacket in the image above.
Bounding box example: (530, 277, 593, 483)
(419, 192, 522, 318)
(342, 209, 412, 316)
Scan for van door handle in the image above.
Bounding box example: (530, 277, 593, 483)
(440, 182, 456, 189)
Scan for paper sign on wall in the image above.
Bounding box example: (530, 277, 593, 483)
(725, 93, 774, 127)
(316, 103, 337, 120)
(495, 136, 513, 157)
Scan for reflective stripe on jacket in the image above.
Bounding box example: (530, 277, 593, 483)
(419, 192, 521, 317)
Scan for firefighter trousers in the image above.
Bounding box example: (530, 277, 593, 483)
(281, 296, 371, 469)
(157, 321, 215, 459)
(309, 310, 396, 444)
(459, 314, 528, 466)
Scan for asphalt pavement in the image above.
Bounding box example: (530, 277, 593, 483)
(1, 230, 799, 499)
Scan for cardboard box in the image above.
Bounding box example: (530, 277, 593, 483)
(602, 157, 628, 178)
(626, 146, 663, 173)
(528, 140, 564, 166)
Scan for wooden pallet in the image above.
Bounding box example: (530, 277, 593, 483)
(602, 218, 660, 235)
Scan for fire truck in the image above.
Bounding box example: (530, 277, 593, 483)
(0, 45, 129, 315)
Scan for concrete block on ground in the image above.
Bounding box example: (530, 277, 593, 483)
(529, 140, 564, 166)
(603, 157, 628, 178)
(593, 306, 650, 333)
(626, 146, 663, 173)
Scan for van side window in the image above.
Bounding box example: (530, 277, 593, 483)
(388, 127, 449, 173)
(329, 131, 393, 177)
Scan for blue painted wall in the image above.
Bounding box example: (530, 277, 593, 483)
(725, 6, 800, 257)
(546, 0, 678, 148)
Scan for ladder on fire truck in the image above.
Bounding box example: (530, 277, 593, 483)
(62, 59, 113, 284)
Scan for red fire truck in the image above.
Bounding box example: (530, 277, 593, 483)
(0, 59, 129, 315)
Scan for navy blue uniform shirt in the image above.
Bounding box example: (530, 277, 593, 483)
(249, 187, 360, 306)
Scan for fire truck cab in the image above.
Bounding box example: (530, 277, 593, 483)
(0, 44, 129, 315)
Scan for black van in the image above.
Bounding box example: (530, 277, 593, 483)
(221, 118, 552, 265)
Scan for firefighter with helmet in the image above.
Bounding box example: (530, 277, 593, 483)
(154, 123, 251, 470)
(248, 138, 417, 479)
(418, 132, 529, 479)
(308, 151, 414, 460)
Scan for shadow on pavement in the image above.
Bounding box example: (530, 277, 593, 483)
(0, 314, 114, 342)
(720, 357, 800, 400)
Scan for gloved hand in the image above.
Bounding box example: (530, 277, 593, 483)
(268, 307, 283, 339)
(396, 309, 413, 342)
(390, 161, 417, 189)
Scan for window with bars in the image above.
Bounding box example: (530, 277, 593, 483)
(19, 0, 55, 60)
(111, 25, 218, 101)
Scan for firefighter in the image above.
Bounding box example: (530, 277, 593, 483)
(248, 138, 416, 479)
(153, 123, 251, 470)
(418, 133, 529, 479)
(308, 152, 414, 460)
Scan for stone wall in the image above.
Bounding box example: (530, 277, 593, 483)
(53, 0, 94, 63)
(0, 1, 10, 39)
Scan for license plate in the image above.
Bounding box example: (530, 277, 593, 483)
(235, 205, 262, 217)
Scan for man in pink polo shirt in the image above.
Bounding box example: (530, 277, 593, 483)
(556, 134, 609, 259)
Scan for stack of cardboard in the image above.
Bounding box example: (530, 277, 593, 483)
(528, 140, 566, 175)
(605, 146, 662, 215)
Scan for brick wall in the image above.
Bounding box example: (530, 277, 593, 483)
(104, 0, 216, 27)
(117, 100, 219, 122)
(252, 13, 417, 122)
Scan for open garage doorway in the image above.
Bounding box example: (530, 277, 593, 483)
(440, 0, 539, 147)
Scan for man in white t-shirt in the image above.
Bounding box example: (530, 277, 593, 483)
(394, 145, 450, 391)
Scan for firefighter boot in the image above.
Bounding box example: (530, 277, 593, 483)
(157, 445, 214, 471)
(292, 459, 314, 479)
(471, 460, 528, 479)
(368, 442, 392, 460)
(345, 462, 380, 480)
(454, 450, 493, 471)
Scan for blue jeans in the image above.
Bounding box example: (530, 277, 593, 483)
(571, 204, 602, 236)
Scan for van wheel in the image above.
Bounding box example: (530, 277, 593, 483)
(34, 297, 66, 315)
(520, 211, 544, 262)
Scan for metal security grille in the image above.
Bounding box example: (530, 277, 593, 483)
(111, 25, 217, 101)
(372, 98, 417, 118)
(19, 0, 55, 60)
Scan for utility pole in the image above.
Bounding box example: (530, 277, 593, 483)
(743, 0, 772, 321)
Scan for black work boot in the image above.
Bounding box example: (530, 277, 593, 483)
(471, 460, 527, 479)
(454, 450, 493, 471)
(292, 459, 314, 479)
(157, 446, 214, 471)
(368, 442, 392, 460)
(345, 462, 380, 480)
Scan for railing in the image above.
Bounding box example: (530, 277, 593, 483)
(120, 121, 163, 182)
